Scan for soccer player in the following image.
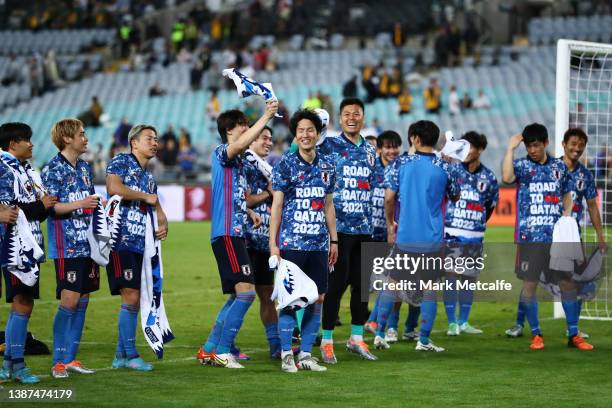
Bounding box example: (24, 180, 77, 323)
(362, 131, 403, 347)
(318, 98, 378, 363)
(442, 131, 498, 336)
(505, 127, 606, 339)
(43, 119, 100, 378)
(198, 102, 278, 369)
(383, 120, 460, 352)
(106, 124, 169, 371)
(0, 122, 57, 384)
(501, 123, 592, 350)
(244, 125, 281, 358)
(270, 109, 337, 372)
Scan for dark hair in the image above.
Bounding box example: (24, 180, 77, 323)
(0, 122, 32, 151)
(289, 109, 323, 136)
(217, 109, 248, 143)
(563, 127, 588, 144)
(339, 97, 365, 114)
(461, 131, 487, 150)
(365, 135, 377, 142)
(377, 130, 402, 149)
(522, 123, 548, 145)
(407, 120, 440, 147)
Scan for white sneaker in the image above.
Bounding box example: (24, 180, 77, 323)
(297, 355, 327, 372)
(415, 340, 445, 352)
(505, 325, 524, 338)
(447, 323, 460, 336)
(384, 328, 399, 343)
(281, 353, 298, 373)
(459, 322, 483, 334)
(374, 335, 390, 350)
(402, 330, 419, 341)
(215, 353, 244, 369)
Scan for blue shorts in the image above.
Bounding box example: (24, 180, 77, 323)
(280, 250, 329, 294)
(106, 250, 143, 295)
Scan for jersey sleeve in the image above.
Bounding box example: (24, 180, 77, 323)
(0, 170, 15, 204)
(584, 170, 598, 201)
(325, 168, 336, 195)
(488, 173, 500, 208)
(106, 155, 129, 178)
(384, 160, 399, 192)
(513, 158, 525, 181)
(88, 164, 96, 195)
(272, 156, 291, 193)
(42, 162, 62, 198)
(446, 163, 461, 197)
(560, 166, 574, 196)
(214, 144, 238, 168)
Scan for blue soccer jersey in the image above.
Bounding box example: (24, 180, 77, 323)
(272, 151, 335, 251)
(106, 153, 157, 254)
(210, 144, 248, 239)
(385, 152, 460, 246)
(43, 153, 95, 259)
(444, 162, 499, 240)
(0, 152, 45, 251)
(244, 160, 271, 251)
(567, 161, 597, 226)
(318, 134, 376, 235)
(371, 157, 388, 242)
(514, 156, 574, 243)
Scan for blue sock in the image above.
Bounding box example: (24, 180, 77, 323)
(296, 308, 304, 331)
(115, 333, 125, 359)
(368, 293, 381, 322)
(66, 298, 89, 363)
(375, 292, 395, 337)
(443, 276, 458, 324)
(264, 322, 280, 355)
(52, 305, 75, 365)
(561, 290, 579, 338)
(119, 304, 139, 360)
(405, 305, 420, 332)
(217, 291, 255, 354)
(9, 311, 29, 371)
(577, 299, 583, 316)
(387, 304, 400, 330)
(419, 291, 437, 344)
(322, 329, 333, 341)
(300, 303, 322, 353)
(3, 312, 13, 371)
(279, 309, 296, 352)
(204, 296, 235, 352)
(458, 286, 474, 325)
(516, 296, 526, 327)
(521, 293, 541, 336)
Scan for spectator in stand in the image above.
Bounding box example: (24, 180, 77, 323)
(149, 81, 167, 97)
(398, 87, 413, 115)
(423, 78, 441, 114)
(362, 64, 378, 103)
(389, 67, 402, 97)
(303, 92, 322, 109)
(254, 46, 269, 71)
(378, 69, 390, 99)
(78, 96, 104, 127)
(178, 127, 192, 145)
(161, 137, 179, 167)
(461, 92, 472, 110)
(190, 61, 204, 90)
(473, 89, 491, 109)
(207, 88, 221, 121)
(113, 117, 132, 147)
(178, 136, 198, 175)
(43, 49, 62, 91)
(449, 85, 460, 115)
(343, 75, 358, 98)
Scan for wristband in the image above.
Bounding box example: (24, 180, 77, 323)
(330, 240, 338, 245)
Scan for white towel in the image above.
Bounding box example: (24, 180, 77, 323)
(223, 68, 277, 102)
(87, 195, 122, 266)
(245, 149, 273, 182)
(1, 209, 44, 286)
(270, 255, 318, 311)
(140, 210, 174, 359)
(549, 216, 584, 272)
(314, 108, 330, 139)
(439, 131, 471, 162)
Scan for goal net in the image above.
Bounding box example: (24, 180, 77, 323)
(555, 39, 612, 320)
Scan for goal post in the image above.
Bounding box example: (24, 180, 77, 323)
(554, 39, 612, 320)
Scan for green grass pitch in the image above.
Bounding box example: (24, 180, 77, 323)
(0, 223, 610, 407)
